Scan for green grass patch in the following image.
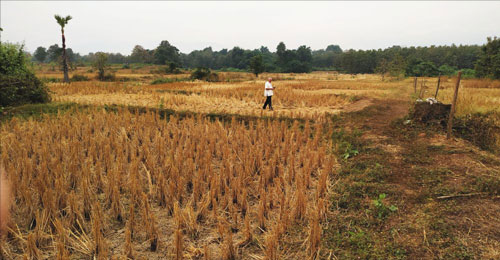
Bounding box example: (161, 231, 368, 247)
(0, 102, 86, 122)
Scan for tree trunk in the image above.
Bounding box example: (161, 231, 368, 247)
(61, 31, 69, 83)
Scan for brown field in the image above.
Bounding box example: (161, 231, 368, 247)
(0, 109, 335, 259)
(1, 67, 499, 259)
(39, 67, 500, 119)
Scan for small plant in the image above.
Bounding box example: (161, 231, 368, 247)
(342, 142, 359, 160)
(372, 193, 398, 219)
(332, 129, 362, 160)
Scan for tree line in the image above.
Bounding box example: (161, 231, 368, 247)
(31, 37, 499, 79)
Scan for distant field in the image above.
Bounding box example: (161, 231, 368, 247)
(37, 67, 500, 118)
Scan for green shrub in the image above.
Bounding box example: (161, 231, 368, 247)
(71, 74, 89, 82)
(438, 64, 457, 76)
(1, 74, 51, 107)
(460, 69, 476, 79)
(151, 77, 190, 85)
(100, 72, 116, 82)
(191, 67, 219, 82)
(0, 43, 51, 107)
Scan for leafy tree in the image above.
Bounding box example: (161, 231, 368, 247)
(249, 54, 264, 76)
(388, 54, 406, 77)
(154, 40, 181, 65)
(276, 42, 287, 68)
(130, 45, 153, 63)
(92, 52, 110, 81)
(33, 47, 48, 63)
(259, 46, 270, 54)
(409, 61, 439, 77)
(297, 46, 312, 63)
(228, 47, 247, 69)
(475, 37, 500, 79)
(438, 64, 457, 76)
(375, 59, 390, 80)
(54, 14, 72, 83)
(47, 44, 62, 63)
(0, 43, 50, 106)
(326, 44, 342, 53)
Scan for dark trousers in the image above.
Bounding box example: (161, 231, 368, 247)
(263, 96, 273, 110)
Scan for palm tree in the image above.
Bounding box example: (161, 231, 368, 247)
(54, 14, 72, 83)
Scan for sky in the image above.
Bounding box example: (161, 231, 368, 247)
(1, 1, 499, 55)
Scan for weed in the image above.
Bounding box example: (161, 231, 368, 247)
(371, 193, 398, 219)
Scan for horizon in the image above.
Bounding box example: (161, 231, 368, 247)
(1, 1, 499, 55)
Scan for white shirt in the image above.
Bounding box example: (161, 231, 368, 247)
(264, 81, 274, 96)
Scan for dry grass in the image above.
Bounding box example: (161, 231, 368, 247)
(413, 76, 500, 115)
(46, 71, 416, 119)
(0, 108, 337, 259)
(45, 69, 500, 119)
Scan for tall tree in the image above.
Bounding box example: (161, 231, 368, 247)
(154, 40, 181, 65)
(475, 37, 500, 79)
(326, 44, 342, 53)
(33, 47, 48, 63)
(54, 14, 72, 83)
(93, 52, 109, 81)
(130, 45, 152, 63)
(249, 55, 264, 77)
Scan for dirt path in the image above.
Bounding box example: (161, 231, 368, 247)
(323, 97, 500, 259)
(342, 98, 374, 113)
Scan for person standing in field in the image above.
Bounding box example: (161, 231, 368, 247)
(263, 77, 274, 111)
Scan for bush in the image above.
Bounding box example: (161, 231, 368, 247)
(151, 78, 175, 84)
(460, 69, 476, 79)
(71, 74, 89, 82)
(453, 113, 499, 152)
(99, 72, 116, 82)
(191, 67, 219, 82)
(1, 74, 51, 107)
(438, 64, 457, 76)
(408, 61, 439, 77)
(0, 43, 51, 107)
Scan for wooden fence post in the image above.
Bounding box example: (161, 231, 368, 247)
(447, 71, 462, 139)
(434, 74, 441, 99)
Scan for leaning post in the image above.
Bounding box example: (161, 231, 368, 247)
(446, 71, 462, 139)
(434, 74, 441, 99)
